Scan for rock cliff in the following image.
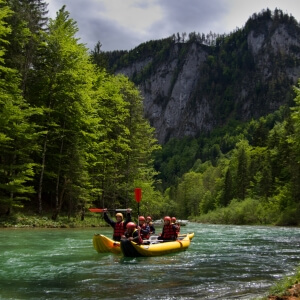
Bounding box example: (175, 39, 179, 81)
(113, 11, 300, 144)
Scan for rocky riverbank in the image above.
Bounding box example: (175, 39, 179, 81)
(268, 283, 300, 300)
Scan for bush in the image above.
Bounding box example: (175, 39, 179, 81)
(192, 198, 272, 225)
(0, 211, 107, 228)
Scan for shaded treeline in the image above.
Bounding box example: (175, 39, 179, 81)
(0, 0, 163, 220)
(154, 99, 300, 225)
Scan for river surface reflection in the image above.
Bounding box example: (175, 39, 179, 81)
(0, 223, 300, 299)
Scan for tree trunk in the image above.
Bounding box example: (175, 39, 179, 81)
(52, 177, 67, 220)
(38, 134, 48, 214)
(81, 206, 85, 221)
(52, 123, 65, 221)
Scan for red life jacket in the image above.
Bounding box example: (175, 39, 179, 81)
(114, 221, 125, 238)
(162, 224, 177, 240)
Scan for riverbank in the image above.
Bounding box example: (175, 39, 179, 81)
(263, 268, 300, 300)
(268, 283, 300, 299)
(0, 211, 107, 228)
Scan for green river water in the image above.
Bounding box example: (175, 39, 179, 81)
(1, 223, 300, 299)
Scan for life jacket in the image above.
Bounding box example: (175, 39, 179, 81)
(162, 224, 177, 240)
(176, 224, 180, 234)
(149, 223, 155, 234)
(172, 222, 180, 235)
(124, 228, 144, 244)
(147, 221, 155, 234)
(125, 228, 137, 238)
(140, 223, 150, 239)
(113, 221, 125, 238)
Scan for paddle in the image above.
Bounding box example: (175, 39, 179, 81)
(134, 188, 142, 216)
(89, 208, 129, 213)
(134, 188, 142, 239)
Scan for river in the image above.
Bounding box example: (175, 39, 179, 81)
(1, 223, 300, 299)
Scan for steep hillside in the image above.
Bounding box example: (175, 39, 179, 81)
(100, 9, 300, 144)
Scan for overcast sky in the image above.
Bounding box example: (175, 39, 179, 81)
(47, 0, 300, 52)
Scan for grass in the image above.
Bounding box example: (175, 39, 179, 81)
(258, 266, 300, 299)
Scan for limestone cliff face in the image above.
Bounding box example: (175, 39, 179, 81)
(115, 18, 300, 144)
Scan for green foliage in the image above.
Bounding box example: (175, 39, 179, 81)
(0, 210, 107, 228)
(0, 4, 161, 220)
(90, 73, 161, 210)
(90, 41, 109, 70)
(175, 172, 203, 218)
(154, 109, 287, 191)
(156, 84, 300, 223)
(0, 0, 38, 212)
(290, 83, 300, 162)
(4, 0, 48, 94)
(27, 6, 99, 218)
(235, 140, 250, 200)
(131, 179, 165, 220)
(192, 198, 272, 225)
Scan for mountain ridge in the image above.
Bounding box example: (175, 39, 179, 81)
(99, 8, 300, 144)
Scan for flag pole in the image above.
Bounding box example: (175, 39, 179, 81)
(134, 188, 142, 238)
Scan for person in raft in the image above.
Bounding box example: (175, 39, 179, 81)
(158, 216, 179, 241)
(171, 217, 180, 234)
(122, 222, 143, 244)
(138, 216, 150, 240)
(103, 208, 132, 241)
(146, 216, 155, 234)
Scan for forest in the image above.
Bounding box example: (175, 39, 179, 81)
(0, 1, 300, 226)
(0, 0, 163, 221)
(153, 101, 300, 226)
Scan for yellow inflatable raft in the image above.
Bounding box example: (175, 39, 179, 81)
(120, 233, 194, 257)
(93, 232, 194, 256)
(93, 234, 121, 254)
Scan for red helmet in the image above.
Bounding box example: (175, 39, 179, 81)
(139, 216, 145, 221)
(171, 217, 176, 222)
(146, 216, 152, 221)
(126, 222, 136, 229)
(164, 216, 171, 222)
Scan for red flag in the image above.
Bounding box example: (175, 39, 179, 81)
(134, 188, 142, 203)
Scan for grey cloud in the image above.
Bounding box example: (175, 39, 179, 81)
(140, 0, 231, 50)
(49, 0, 299, 52)
(51, 1, 141, 51)
(157, 0, 229, 35)
(49, 0, 231, 51)
(86, 16, 142, 51)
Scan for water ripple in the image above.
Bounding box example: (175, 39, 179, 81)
(1, 225, 300, 299)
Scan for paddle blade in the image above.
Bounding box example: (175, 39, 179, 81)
(89, 208, 129, 213)
(89, 208, 104, 213)
(134, 188, 142, 203)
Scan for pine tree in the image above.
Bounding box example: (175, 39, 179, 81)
(5, 0, 48, 95)
(0, 0, 37, 214)
(90, 73, 160, 209)
(288, 82, 300, 204)
(236, 140, 250, 200)
(90, 41, 109, 71)
(222, 167, 233, 206)
(28, 6, 98, 217)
